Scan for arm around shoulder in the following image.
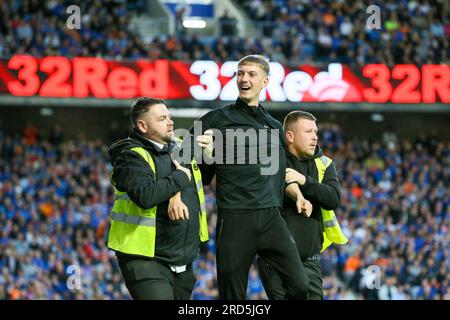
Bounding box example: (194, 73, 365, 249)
(112, 150, 191, 209)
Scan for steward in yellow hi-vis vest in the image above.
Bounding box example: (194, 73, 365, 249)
(314, 156, 348, 252)
(258, 110, 347, 300)
(107, 97, 211, 300)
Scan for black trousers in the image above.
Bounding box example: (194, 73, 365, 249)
(117, 253, 196, 300)
(258, 254, 323, 300)
(216, 207, 309, 300)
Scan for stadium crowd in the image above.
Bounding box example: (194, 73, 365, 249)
(0, 0, 448, 65)
(239, 0, 449, 65)
(0, 121, 448, 300)
(0, 0, 146, 60)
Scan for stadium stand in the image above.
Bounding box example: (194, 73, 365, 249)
(237, 0, 449, 65)
(0, 122, 448, 300)
(1, 1, 448, 64)
(0, 0, 147, 59)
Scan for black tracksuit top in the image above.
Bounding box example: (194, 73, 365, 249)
(191, 98, 287, 210)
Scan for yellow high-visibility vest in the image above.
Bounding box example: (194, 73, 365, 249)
(107, 146, 209, 257)
(313, 156, 348, 252)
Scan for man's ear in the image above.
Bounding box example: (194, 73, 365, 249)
(137, 119, 147, 133)
(285, 130, 294, 143)
(263, 76, 269, 88)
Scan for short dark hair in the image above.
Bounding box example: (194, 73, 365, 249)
(283, 110, 317, 131)
(237, 55, 270, 76)
(130, 97, 164, 128)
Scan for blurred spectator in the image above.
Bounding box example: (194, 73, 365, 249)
(219, 10, 237, 37)
(378, 276, 404, 300)
(48, 124, 64, 146)
(23, 121, 38, 146)
(175, 5, 187, 37)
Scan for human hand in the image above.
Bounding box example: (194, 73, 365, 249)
(173, 160, 191, 181)
(168, 192, 189, 220)
(196, 130, 214, 159)
(286, 168, 306, 186)
(296, 198, 312, 217)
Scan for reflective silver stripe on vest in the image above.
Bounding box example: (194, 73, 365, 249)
(111, 212, 155, 227)
(194, 181, 206, 213)
(323, 215, 338, 228)
(320, 155, 329, 166)
(115, 193, 130, 201)
(195, 180, 203, 192)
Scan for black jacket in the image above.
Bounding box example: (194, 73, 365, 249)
(108, 129, 201, 266)
(283, 146, 341, 258)
(190, 98, 287, 210)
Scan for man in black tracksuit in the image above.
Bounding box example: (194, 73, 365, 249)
(258, 110, 342, 300)
(190, 55, 309, 300)
(108, 97, 212, 299)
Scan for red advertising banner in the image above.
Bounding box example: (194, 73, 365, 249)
(0, 55, 448, 103)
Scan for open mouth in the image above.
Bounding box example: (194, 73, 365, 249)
(239, 85, 251, 93)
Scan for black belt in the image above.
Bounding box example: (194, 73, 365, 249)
(302, 253, 320, 262)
